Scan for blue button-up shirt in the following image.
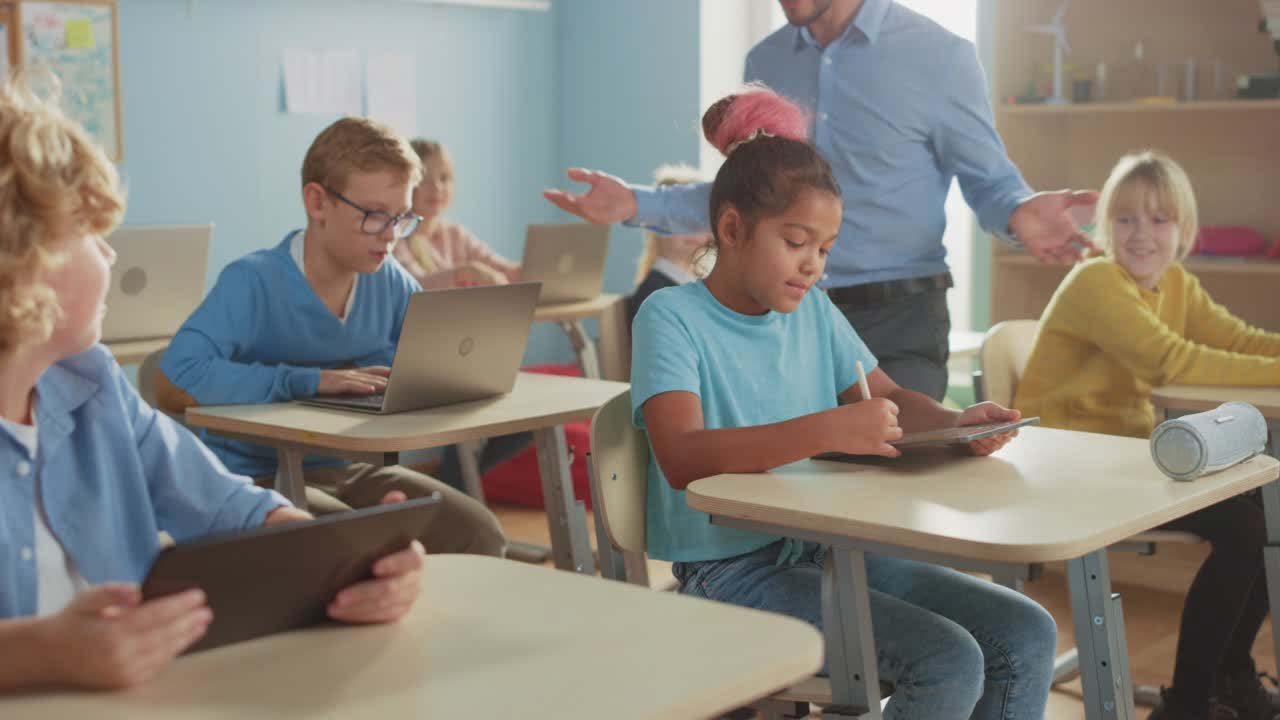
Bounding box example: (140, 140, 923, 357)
(630, 0, 1031, 288)
(0, 345, 288, 618)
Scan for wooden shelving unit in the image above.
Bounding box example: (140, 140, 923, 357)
(989, 0, 1280, 332)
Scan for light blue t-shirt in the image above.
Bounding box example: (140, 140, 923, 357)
(630, 282, 877, 562)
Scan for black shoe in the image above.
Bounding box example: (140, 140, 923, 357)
(1148, 686, 1239, 720)
(1216, 670, 1280, 720)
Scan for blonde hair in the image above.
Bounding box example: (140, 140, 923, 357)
(0, 76, 124, 356)
(635, 163, 708, 284)
(1095, 151, 1199, 260)
(301, 117, 422, 193)
(408, 138, 444, 164)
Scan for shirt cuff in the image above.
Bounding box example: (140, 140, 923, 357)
(625, 184, 667, 232)
(286, 367, 322, 399)
(988, 189, 1036, 247)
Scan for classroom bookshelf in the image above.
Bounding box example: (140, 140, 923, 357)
(989, 0, 1280, 331)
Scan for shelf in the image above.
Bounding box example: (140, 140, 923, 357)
(999, 99, 1280, 117)
(994, 252, 1280, 275)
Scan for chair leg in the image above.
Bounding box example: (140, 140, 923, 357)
(1134, 684, 1162, 707)
(1052, 647, 1081, 685)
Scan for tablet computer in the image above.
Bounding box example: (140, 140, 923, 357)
(815, 417, 1039, 460)
(141, 493, 441, 653)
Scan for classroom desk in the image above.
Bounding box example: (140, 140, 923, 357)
(0, 555, 822, 720)
(534, 293, 627, 381)
(186, 372, 628, 574)
(1152, 385, 1280, 420)
(687, 427, 1280, 719)
(947, 330, 985, 361)
(104, 337, 170, 365)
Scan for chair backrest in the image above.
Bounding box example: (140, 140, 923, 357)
(977, 320, 1039, 407)
(589, 390, 649, 555)
(137, 348, 165, 408)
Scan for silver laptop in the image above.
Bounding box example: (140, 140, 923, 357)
(299, 282, 541, 415)
(102, 225, 212, 342)
(520, 223, 610, 304)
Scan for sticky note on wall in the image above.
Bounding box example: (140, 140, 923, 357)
(65, 18, 94, 50)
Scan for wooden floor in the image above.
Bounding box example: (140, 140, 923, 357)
(489, 503, 1276, 720)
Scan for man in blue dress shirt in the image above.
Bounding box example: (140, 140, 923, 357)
(545, 0, 1096, 399)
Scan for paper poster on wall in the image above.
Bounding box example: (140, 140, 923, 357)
(18, 1, 122, 160)
(365, 51, 416, 138)
(282, 48, 362, 115)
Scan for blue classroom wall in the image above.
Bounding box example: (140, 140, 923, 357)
(552, 0, 703, 298)
(116, 0, 575, 362)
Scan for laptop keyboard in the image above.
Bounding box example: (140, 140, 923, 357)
(343, 394, 386, 408)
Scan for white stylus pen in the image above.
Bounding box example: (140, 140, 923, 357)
(856, 360, 871, 401)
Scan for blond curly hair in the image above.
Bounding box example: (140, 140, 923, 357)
(0, 77, 124, 355)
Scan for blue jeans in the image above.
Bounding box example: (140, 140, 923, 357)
(673, 541, 1057, 720)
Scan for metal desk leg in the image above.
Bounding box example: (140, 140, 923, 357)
(560, 319, 601, 380)
(1260, 480, 1280, 686)
(822, 547, 882, 719)
(1067, 550, 1136, 720)
(274, 447, 309, 511)
(533, 425, 596, 574)
(456, 439, 487, 503)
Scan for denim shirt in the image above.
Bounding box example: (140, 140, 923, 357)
(0, 345, 288, 618)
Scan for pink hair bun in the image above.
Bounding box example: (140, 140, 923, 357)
(702, 84, 810, 156)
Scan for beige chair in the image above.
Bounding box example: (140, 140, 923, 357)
(589, 390, 878, 719)
(973, 320, 1200, 706)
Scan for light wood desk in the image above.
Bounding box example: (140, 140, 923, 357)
(533, 294, 628, 381)
(947, 330, 984, 361)
(105, 338, 170, 366)
(687, 426, 1280, 720)
(0, 555, 822, 720)
(1152, 385, 1280, 420)
(186, 372, 629, 574)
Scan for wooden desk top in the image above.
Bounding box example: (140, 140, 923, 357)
(104, 338, 170, 365)
(2, 556, 822, 720)
(1152, 385, 1280, 419)
(688, 427, 1279, 564)
(948, 330, 985, 360)
(185, 373, 629, 453)
(533, 293, 624, 323)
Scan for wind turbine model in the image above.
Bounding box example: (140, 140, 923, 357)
(1026, 0, 1072, 104)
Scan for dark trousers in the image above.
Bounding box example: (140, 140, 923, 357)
(831, 288, 952, 401)
(1159, 493, 1270, 712)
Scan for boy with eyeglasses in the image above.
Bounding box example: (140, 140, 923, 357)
(159, 117, 505, 558)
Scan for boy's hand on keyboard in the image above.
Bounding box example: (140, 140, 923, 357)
(957, 402, 1022, 456)
(327, 491, 426, 625)
(317, 366, 390, 396)
(42, 584, 212, 689)
(830, 398, 903, 458)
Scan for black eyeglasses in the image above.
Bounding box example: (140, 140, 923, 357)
(322, 185, 422, 239)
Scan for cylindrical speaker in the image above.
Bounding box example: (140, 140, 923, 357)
(1150, 401, 1269, 481)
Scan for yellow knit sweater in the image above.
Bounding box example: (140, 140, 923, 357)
(1013, 257, 1280, 439)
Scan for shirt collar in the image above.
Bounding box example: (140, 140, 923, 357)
(795, 0, 892, 50)
(289, 229, 359, 323)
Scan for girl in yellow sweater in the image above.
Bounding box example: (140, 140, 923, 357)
(1015, 151, 1280, 720)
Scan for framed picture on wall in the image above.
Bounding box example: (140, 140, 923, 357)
(15, 0, 122, 160)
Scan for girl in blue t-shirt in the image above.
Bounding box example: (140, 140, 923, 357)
(630, 85, 1056, 720)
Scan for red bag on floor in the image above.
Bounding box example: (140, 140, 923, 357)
(480, 364, 594, 510)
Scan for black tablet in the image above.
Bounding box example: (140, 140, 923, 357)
(814, 417, 1040, 461)
(142, 493, 440, 653)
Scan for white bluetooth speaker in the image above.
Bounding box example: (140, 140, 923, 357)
(1150, 401, 1269, 481)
